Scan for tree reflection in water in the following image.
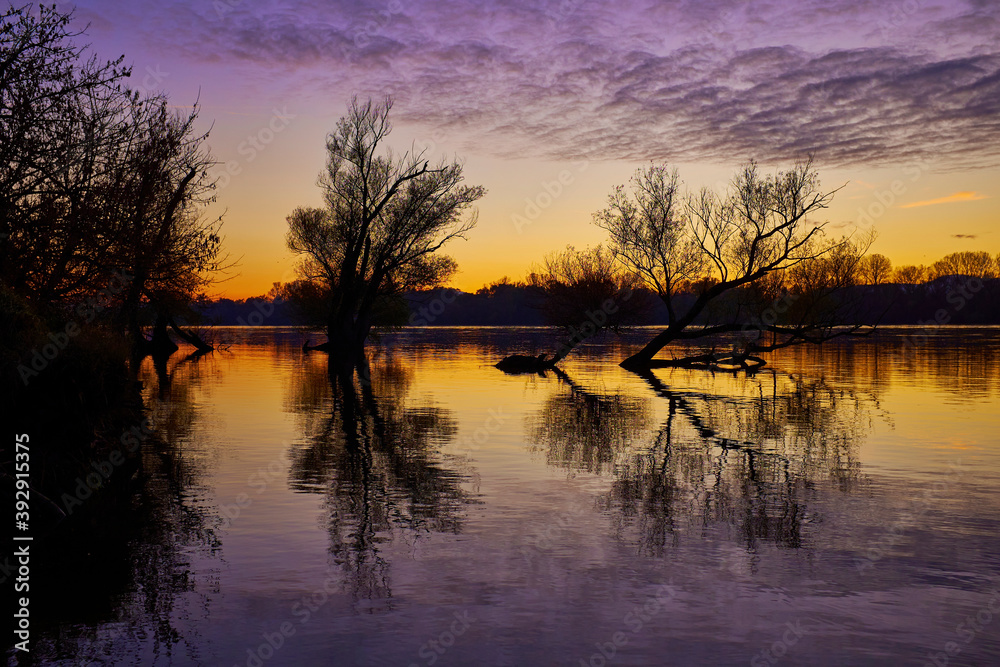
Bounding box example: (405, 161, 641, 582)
(286, 354, 476, 602)
(530, 366, 874, 559)
(27, 353, 221, 664)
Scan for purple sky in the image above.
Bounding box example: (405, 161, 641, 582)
(67, 0, 1000, 295)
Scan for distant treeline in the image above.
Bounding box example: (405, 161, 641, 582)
(193, 276, 1000, 327)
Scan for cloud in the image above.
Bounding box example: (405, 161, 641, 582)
(952, 234, 978, 239)
(900, 191, 990, 208)
(74, 0, 1000, 167)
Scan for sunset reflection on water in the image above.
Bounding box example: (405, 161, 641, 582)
(25, 327, 1000, 666)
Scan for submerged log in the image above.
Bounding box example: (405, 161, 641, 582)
(646, 351, 767, 373)
(302, 339, 333, 352)
(495, 353, 556, 374)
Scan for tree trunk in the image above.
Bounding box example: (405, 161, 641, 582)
(620, 327, 678, 369)
(122, 268, 148, 352)
(326, 317, 353, 355)
(166, 315, 213, 353)
(619, 279, 759, 369)
(149, 313, 178, 357)
(322, 293, 375, 358)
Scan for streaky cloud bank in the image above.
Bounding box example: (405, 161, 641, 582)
(74, 0, 1000, 167)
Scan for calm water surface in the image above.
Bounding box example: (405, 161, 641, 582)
(19, 327, 1000, 666)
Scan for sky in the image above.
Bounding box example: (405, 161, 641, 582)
(67, 0, 1000, 297)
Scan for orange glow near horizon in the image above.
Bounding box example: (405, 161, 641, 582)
(210, 159, 1000, 301)
(194, 119, 1000, 302)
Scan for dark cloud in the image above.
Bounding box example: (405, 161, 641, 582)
(953, 234, 978, 239)
(75, 0, 1000, 167)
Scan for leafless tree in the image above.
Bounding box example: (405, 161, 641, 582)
(1, 6, 228, 355)
(891, 264, 927, 284)
(930, 251, 997, 280)
(596, 159, 872, 370)
(286, 96, 484, 358)
(858, 253, 892, 285)
(106, 96, 227, 352)
(594, 164, 705, 315)
(1, 4, 130, 300)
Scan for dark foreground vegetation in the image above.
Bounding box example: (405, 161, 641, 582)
(1, 3, 223, 582)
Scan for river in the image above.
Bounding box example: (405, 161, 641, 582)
(18, 327, 1000, 666)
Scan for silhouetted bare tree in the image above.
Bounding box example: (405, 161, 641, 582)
(106, 97, 225, 353)
(930, 251, 996, 280)
(596, 160, 872, 370)
(892, 264, 927, 284)
(1, 4, 130, 299)
(286, 96, 484, 360)
(858, 253, 892, 285)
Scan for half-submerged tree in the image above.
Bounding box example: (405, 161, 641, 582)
(496, 245, 652, 373)
(286, 96, 484, 361)
(597, 160, 873, 371)
(108, 96, 225, 356)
